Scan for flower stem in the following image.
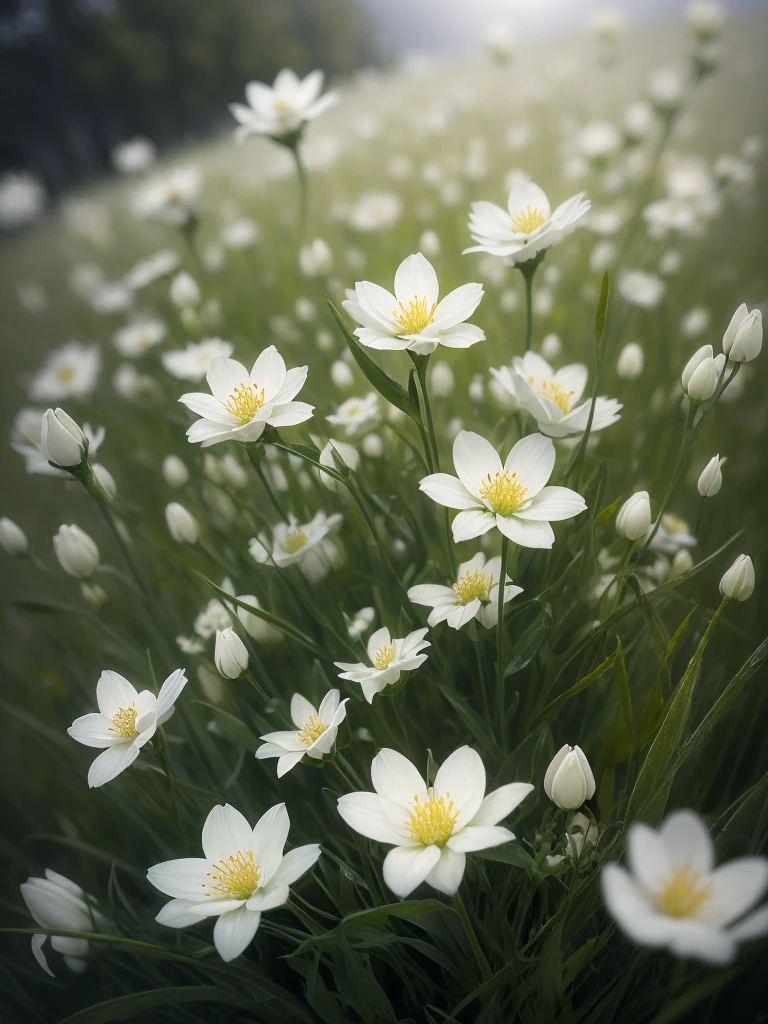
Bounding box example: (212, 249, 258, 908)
(519, 260, 538, 353)
(495, 537, 510, 735)
(452, 890, 492, 983)
(245, 443, 288, 521)
(291, 143, 308, 246)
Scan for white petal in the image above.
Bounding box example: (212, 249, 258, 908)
(290, 694, 316, 728)
(270, 844, 322, 886)
(206, 357, 249, 403)
(267, 401, 314, 427)
(424, 848, 466, 895)
(87, 742, 140, 788)
(337, 792, 411, 845)
(453, 431, 501, 499)
(383, 845, 441, 898)
(96, 671, 137, 718)
(213, 906, 260, 962)
(703, 858, 768, 927)
(658, 809, 714, 874)
(433, 283, 483, 329)
(178, 392, 236, 425)
(366, 626, 391, 662)
(503, 433, 555, 497)
(627, 823, 672, 893)
(246, 882, 289, 913)
(668, 924, 736, 965)
(601, 864, 677, 946)
(31, 934, 54, 977)
(146, 858, 211, 899)
(496, 515, 554, 549)
(394, 253, 439, 308)
(251, 345, 286, 402)
(453, 509, 496, 542)
(447, 825, 515, 852)
(317, 689, 341, 722)
(507, 180, 551, 221)
(372, 748, 429, 806)
(252, 803, 290, 881)
(470, 783, 534, 826)
(419, 473, 479, 510)
(202, 804, 254, 863)
(728, 904, 768, 942)
(155, 899, 207, 928)
(434, 746, 486, 825)
(276, 751, 306, 776)
(272, 366, 308, 404)
(515, 486, 587, 522)
(67, 713, 120, 749)
(156, 668, 187, 720)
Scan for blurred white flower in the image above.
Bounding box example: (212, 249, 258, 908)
(617, 342, 645, 379)
(0, 172, 45, 230)
(330, 360, 354, 389)
(111, 137, 156, 174)
(0, 516, 27, 556)
(54, 524, 99, 578)
(347, 191, 402, 232)
(113, 318, 166, 357)
(687, 1, 726, 40)
(125, 249, 180, 291)
(299, 238, 333, 277)
(30, 344, 101, 402)
(21, 869, 104, 976)
(577, 121, 622, 161)
(162, 339, 234, 381)
(649, 513, 697, 555)
(165, 502, 200, 544)
(132, 166, 202, 225)
(230, 69, 337, 141)
(408, 551, 522, 630)
(347, 606, 375, 639)
(221, 218, 259, 250)
(647, 67, 686, 114)
(335, 626, 430, 703)
(624, 101, 655, 142)
(234, 595, 283, 644)
(169, 272, 200, 309)
(256, 689, 349, 777)
(482, 22, 515, 63)
(318, 440, 359, 491)
(326, 393, 380, 436)
(618, 270, 665, 309)
(68, 668, 187, 788)
(162, 455, 189, 488)
(250, 511, 342, 583)
(681, 307, 710, 338)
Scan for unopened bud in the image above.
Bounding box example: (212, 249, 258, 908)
(544, 744, 596, 810)
(719, 554, 754, 602)
(616, 491, 651, 541)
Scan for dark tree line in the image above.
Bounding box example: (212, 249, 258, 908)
(0, 0, 375, 193)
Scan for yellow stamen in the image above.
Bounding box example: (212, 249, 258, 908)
(530, 376, 574, 414)
(479, 470, 529, 517)
(283, 528, 308, 554)
(56, 367, 76, 384)
(404, 788, 458, 847)
(298, 714, 327, 746)
(373, 643, 396, 670)
(204, 850, 260, 900)
(656, 865, 712, 918)
(224, 382, 265, 424)
(453, 569, 492, 605)
(392, 295, 437, 335)
(511, 205, 546, 235)
(110, 704, 138, 739)
(273, 98, 292, 115)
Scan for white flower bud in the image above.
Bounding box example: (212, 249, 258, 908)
(169, 271, 200, 308)
(430, 360, 455, 398)
(616, 491, 651, 541)
(91, 463, 116, 500)
(647, 67, 686, 114)
(319, 440, 359, 492)
(722, 304, 762, 363)
(295, 297, 317, 322)
(686, 1, 726, 40)
(81, 582, 107, 607)
(468, 374, 484, 402)
(54, 524, 99, 578)
(362, 433, 384, 457)
(298, 238, 333, 278)
(541, 333, 562, 360)
(616, 342, 644, 379)
(330, 360, 354, 389)
(681, 345, 716, 401)
(235, 595, 283, 644)
(719, 554, 755, 602)
(671, 548, 694, 577)
(544, 744, 596, 810)
(165, 502, 200, 544)
(40, 408, 86, 467)
(0, 516, 28, 555)
(162, 455, 190, 488)
(697, 454, 725, 497)
(214, 627, 249, 678)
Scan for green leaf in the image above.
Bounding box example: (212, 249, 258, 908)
(594, 270, 610, 344)
(57, 985, 282, 1023)
(328, 301, 419, 422)
(505, 602, 553, 677)
(473, 843, 536, 871)
(538, 641, 620, 718)
(291, 900, 449, 955)
(594, 495, 622, 529)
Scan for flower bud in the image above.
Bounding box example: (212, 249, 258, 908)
(362, 433, 384, 457)
(81, 582, 107, 607)
(214, 627, 249, 678)
(681, 345, 716, 401)
(298, 238, 333, 278)
(40, 408, 86, 467)
(671, 549, 694, 577)
(330, 360, 354, 389)
(697, 454, 725, 497)
(686, 1, 726, 40)
(165, 502, 200, 544)
(53, 524, 99, 578)
(616, 491, 651, 541)
(162, 455, 189, 488)
(0, 516, 28, 556)
(419, 229, 440, 257)
(235, 595, 283, 644)
(91, 463, 116, 500)
(430, 360, 455, 398)
(722, 304, 762, 363)
(719, 554, 755, 602)
(544, 744, 596, 810)
(616, 342, 644, 380)
(541, 333, 562, 360)
(169, 271, 200, 308)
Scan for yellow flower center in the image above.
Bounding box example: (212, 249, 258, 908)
(373, 642, 396, 670)
(655, 865, 712, 918)
(404, 788, 458, 847)
(392, 296, 437, 335)
(283, 528, 308, 554)
(530, 376, 574, 414)
(479, 470, 529, 517)
(298, 714, 327, 746)
(453, 569, 492, 605)
(204, 850, 261, 900)
(273, 98, 293, 115)
(224, 382, 266, 424)
(511, 205, 547, 235)
(110, 704, 138, 739)
(56, 367, 76, 384)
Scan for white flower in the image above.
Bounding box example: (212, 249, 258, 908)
(649, 513, 697, 555)
(335, 626, 430, 704)
(544, 744, 596, 809)
(687, 1, 726, 39)
(430, 360, 455, 398)
(483, 23, 515, 63)
(616, 491, 652, 542)
(250, 511, 343, 583)
(722, 304, 762, 363)
(347, 606, 375, 639)
(682, 345, 717, 401)
(330, 360, 354, 389)
(132, 166, 201, 224)
(162, 339, 234, 382)
(618, 270, 665, 309)
(647, 67, 686, 113)
(602, 809, 768, 964)
(234, 595, 283, 644)
(408, 552, 523, 630)
(326, 393, 380, 437)
(0, 172, 45, 230)
(54, 524, 99, 578)
(221, 218, 259, 250)
(299, 238, 333, 277)
(256, 690, 349, 777)
(616, 343, 645, 379)
(113, 318, 166, 357)
(491, 352, 621, 439)
(347, 191, 402, 232)
(169, 272, 200, 309)
(214, 628, 249, 679)
(194, 598, 232, 639)
(720, 554, 755, 601)
(342, 252, 484, 355)
(148, 803, 320, 962)
(179, 346, 312, 447)
(40, 408, 86, 467)
(698, 455, 726, 497)
(111, 136, 156, 174)
(165, 502, 200, 544)
(230, 69, 338, 141)
(682, 307, 710, 338)
(68, 668, 187, 788)
(0, 516, 27, 556)
(577, 121, 622, 161)
(464, 179, 590, 263)
(420, 430, 586, 549)
(162, 454, 190, 487)
(337, 746, 533, 897)
(124, 249, 180, 291)
(30, 343, 101, 402)
(20, 869, 104, 976)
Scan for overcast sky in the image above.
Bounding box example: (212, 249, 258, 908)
(361, 0, 760, 56)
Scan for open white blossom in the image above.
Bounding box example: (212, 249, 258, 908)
(230, 69, 338, 141)
(179, 346, 312, 447)
(68, 669, 187, 788)
(408, 552, 523, 630)
(335, 626, 430, 703)
(420, 430, 587, 548)
(162, 339, 234, 381)
(491, 352, 621, 438)
(250, 511, 342, 583)
(464, 179, 590, 263)
(326, 393, 380, 436)
(132, 166, 201, 225)
(338, 746, 533, 897)
(148, 803, 320, 962)
(256, 690, 349, 777)
(602, 809, 768, 964)
(342, 252, 484, 355)
(30, 344, 101, 402)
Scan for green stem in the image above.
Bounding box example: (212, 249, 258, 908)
(495, 537, 510, 734)
(153, 736, 186, 841)
(245, 443, 288, 521)
(243, 669, 271, 703)
(452, 890, 492, 983)
(291, 144, 308, 245)
(519, 261, 538, 353)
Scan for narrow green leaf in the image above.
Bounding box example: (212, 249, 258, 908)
(595, 270, 610, 344)
(505, 602, 552, 677)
